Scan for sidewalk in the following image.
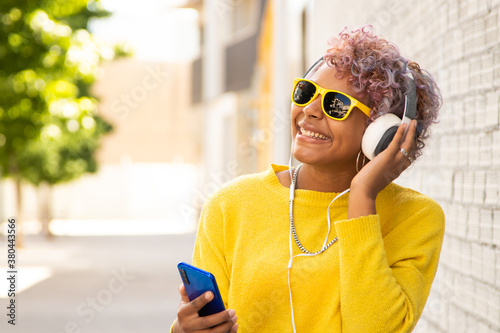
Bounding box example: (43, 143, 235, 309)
(1, 232, 197, 333)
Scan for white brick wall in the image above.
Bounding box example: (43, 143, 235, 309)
(308, 0, 500, 331)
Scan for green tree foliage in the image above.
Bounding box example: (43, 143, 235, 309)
(0, 0, 121, 186)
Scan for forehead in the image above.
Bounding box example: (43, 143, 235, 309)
(309, 64, 351, 92)
(308, 63, 368, 104)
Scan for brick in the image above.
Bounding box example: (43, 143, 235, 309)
(448, 0, 459, 27)
(488, 287, 500, 325)
(480, 209, 493, 244)
(482, 53, 494, 88)
(459, 134, 469, 167)
(467, 313, 479, 332)
(451, 236, 461, 269)
(445, 204, 456, 236)
(485, 12, 498, 49)
(483, 245, 496, 285)
(461, 238, 473, 274)
(460, 1, 473, 24)
(493, 131, 500, 166)
(485, 171, 499, 206)
(474, 18, 487, 52)
(453, 29, 464, 61)
(486, 91, 499, 127)
(469, 208, 481, 241)
(457, 205, 468, 238)
(493, 210, 500, 247)
(474, 170, 486, 205)
(449, 64, 460, 99)
(464, 22, 476, 57)
(497, 249, 500, 288)
(467, 211, 479, 241)
(472, 241, 484, 280)
(469, 134, 481, 168)
(454, 171, 464, 203)
(494, 49, 500, 88)
(460, 61, 471, 96)
(463, 171, 475, 204)
(477, 0, 490, 17)
(449, 304, 467, 333)
(483, 246, 500, 286)
(448, 134, 460, 167)
(495, 0, 500, 10)
(476, 321, 489, 333)
(456, 274, 467, 305)
(479, 132, 492, 167)
(490, 306, 500, 332)
(441, 235, 451, 265)
(471, 56, 483, 92)
(475, 281, 489, 320)
(477, 95, 488, 130)
(471, 0, 480, 18)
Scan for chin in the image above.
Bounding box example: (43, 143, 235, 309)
(292, 145, 329, 166)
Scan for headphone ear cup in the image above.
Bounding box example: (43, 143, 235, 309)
(362, 113, 402, 160)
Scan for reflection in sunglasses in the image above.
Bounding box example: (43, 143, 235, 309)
(329, 99, 348, 115)
(326, 95, 350, 118)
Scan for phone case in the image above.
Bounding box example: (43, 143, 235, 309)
(177, 262, 226, 317)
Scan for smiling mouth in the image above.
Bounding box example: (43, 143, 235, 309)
(299, 127, 330, 140)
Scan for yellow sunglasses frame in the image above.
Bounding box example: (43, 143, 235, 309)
(291, 78, 371, 120)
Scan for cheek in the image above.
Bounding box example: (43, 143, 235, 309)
(290, 105, 301, 133)
(351, 126, 366, 147)
(328, 118, 366, 150)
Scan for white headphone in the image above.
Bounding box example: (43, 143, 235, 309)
(302, 57, 418, 161)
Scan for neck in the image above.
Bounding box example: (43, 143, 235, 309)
(295, 163, 356, 193)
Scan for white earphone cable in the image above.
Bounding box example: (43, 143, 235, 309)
(287, 157, 350, 333)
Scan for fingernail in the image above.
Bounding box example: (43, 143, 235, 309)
(231, 315, 238, 324)
(205, 292, 213, 300)
(233, 323, 239, 332)
(227, 309, 236, 317)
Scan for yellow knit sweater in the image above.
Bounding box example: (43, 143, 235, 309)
(191, 164, 444, 332)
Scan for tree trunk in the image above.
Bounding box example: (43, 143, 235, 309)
(15, 178, 23, 248)
(38, 182, 54, 239)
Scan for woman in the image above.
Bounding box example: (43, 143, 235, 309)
(172, 26, 444, 333)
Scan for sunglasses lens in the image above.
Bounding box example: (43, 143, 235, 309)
(293, 80, 316, 105)
(323, 92, 351, 119)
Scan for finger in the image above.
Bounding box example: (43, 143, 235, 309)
(386, 122, 408, 154)
(190, 291, 215, 312)
(400, 120, 418, 160)
(189, 309, 237, 331)
(402, 120, 417, 148)
(178, 283, 190, 303)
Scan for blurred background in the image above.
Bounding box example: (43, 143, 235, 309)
(0, 0, 499, 332)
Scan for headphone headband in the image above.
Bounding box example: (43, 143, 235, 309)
(303, 57, 325, 79)
(402, 72, 417, 121)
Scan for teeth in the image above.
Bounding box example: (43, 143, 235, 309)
(300, 127, 328, 140)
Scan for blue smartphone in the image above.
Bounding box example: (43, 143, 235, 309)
(177, 262, 226, 317)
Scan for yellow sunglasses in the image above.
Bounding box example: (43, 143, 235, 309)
(291, 78, 371, 120)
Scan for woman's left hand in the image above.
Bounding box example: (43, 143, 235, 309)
(347, 119, 417, 218)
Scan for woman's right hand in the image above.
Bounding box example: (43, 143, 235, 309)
(173, 284, 238, 333)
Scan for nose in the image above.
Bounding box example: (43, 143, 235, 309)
(302, 95, 324, 119)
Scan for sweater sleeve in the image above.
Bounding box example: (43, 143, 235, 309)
(191, 193, 230, 308)
(334, 199, 445, 332)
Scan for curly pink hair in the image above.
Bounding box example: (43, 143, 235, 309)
(323, 25, 442, 158)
